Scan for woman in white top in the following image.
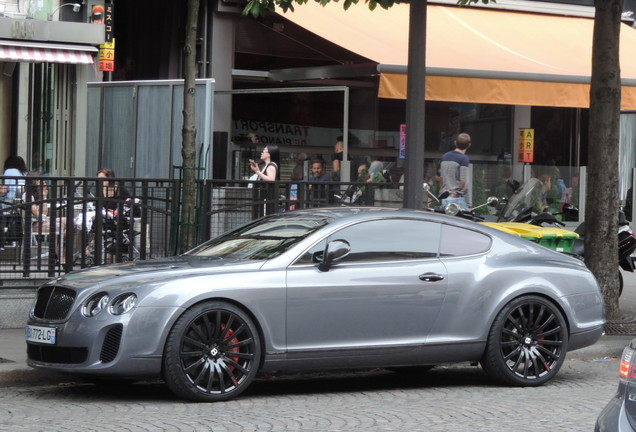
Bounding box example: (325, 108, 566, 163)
(0, 156, 27, 249)
(249, 145, 280, 181)
(2, 155, 27, 201)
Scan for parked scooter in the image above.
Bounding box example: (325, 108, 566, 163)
(424, 184, 498, 222)
(495, 177, 636, 296)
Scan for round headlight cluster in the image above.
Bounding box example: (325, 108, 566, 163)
(82, 292, 137, 317)
(83, 292, 109, 317)
(109, 294, 137, 316)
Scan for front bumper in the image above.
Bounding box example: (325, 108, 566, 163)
(27, 305, 183, 378)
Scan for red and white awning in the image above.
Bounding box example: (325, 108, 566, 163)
(0, 41, 96, 64)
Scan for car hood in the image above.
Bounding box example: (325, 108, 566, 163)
(50, 256, 264, 289)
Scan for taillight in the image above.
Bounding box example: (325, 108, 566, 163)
(620, 347, 636, 380)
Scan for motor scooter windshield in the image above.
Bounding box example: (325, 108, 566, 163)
(497, 178, 544, 222)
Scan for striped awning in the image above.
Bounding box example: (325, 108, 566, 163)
(0, 41, 96, 64)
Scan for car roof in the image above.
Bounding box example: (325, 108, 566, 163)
(276, 206, 483, 229)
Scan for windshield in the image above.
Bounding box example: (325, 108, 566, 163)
(498, 178, 544, 222)
(185, 213, 333, 260)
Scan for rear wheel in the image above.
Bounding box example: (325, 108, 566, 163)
(481, 295, 568, 386)
(163, 301, 261, 402)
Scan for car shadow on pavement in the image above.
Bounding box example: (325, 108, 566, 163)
(1, 362, 598, 402)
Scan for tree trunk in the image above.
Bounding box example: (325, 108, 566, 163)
(180, 0, 200, 253)
(587, 0, 623, 320)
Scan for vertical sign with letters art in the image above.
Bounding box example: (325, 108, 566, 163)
(518, 128, 535, 163)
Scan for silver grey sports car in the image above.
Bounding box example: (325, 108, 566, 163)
(26, 207, 605, 402)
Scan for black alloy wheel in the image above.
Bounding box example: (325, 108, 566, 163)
(481, 295, 568, 386)
(163, 301, 261, 402)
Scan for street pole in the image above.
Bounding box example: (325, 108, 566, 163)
(403, 0, 427, 210)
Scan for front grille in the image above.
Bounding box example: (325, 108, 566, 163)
(27, 344, 88, 364)
(33, 286, 76, 320)
(100, 325, 123, 363)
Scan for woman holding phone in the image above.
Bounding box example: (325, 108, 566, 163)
(249, 145, 280, 181)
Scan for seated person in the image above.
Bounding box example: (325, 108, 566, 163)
(89, 168, 133, 264)
(24, 172, 69, 262)
(309, 159, 331, 182)
(97, 168, 131, 213)
(309, 159, 331, 203)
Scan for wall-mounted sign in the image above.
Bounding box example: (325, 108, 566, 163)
(104, 3, 114, 42)
(518, 128, 534, 163)
(99, 38, 115, 72)
(91, 4, 104, 24)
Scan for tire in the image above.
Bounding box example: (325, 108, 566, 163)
(619, 271, 624, 298)
(481, 295, 568, 386)
(163, 301, 261, 402)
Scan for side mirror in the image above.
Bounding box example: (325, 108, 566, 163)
(532, 212, 563, 226)
(562, 203, 579, 216)
(486, 196, 499, 207)
(438, 191, 450, 200)
(318, 239, 351, 272)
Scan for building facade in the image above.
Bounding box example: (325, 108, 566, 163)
(0, 0, 104, 175)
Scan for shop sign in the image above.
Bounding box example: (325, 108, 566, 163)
(104, 3, 114, 42)
(518, 128, 534, 163)
(99, 39, 115, 72)
(399, 124, 406, 159)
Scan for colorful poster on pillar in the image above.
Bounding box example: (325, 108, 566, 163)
(91, 5, 104, 24)
(399, 124, 406, 159)
(99, 38, 115, 72)
(518, 128, 534, 163)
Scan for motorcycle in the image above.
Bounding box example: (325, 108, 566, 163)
(423, 184, 499, 222)
(494, 177, 636, 296)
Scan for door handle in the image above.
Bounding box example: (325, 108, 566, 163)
(419, 272, 445, 282)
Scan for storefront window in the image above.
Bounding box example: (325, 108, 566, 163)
(530, 106, 588, 167)
(28, 63, 76, 175)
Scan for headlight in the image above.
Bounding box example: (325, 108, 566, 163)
(109, 293, 137, 315)
(83, 292, 109, 317)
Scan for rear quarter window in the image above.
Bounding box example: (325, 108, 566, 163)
(440, 224, 492, 256)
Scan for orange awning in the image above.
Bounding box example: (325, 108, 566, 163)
(280, 3, 636, 109)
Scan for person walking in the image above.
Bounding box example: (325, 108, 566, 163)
(440, 133, 472, 210)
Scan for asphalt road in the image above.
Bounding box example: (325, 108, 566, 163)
(1, 272, 636, 432)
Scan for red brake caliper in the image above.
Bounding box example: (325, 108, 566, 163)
(221, 323, 241, 384)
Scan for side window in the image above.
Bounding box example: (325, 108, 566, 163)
(440, 224, 492, 256)
(295, 219, 441, 264)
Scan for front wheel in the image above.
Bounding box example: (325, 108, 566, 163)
(481, 295, 568, 386)
(163, 301, 261, 402)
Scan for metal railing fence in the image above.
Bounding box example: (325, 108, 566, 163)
(0, 176, 400, 287)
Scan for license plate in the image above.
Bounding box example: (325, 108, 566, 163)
(25, 325, 57, 345)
